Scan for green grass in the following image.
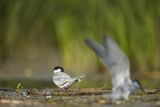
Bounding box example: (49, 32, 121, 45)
(0, 0, 160, 72)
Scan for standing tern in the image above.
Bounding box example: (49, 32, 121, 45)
(51, 66, 85, 90)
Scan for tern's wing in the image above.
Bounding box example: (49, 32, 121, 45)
(85, 39, 105, 58)
(85, 35, 131, 88)
(103, 36, 129, 67)
(103, 36, 131, 86)
(53, 72, 73, 87)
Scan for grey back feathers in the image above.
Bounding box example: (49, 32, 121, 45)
(52, 66, 85, 89)
(85, 35, 143, 100)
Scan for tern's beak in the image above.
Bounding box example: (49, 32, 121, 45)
(141, 87, 145, 92)
(140, 86, 145, 92)
(134, 80, 145, 92)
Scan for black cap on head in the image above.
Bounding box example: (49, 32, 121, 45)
(53, 66, 64, 72)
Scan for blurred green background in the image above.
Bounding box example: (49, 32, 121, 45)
(0, 0, 160, 88)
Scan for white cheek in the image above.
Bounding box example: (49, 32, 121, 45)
(54, 69, 61, 73)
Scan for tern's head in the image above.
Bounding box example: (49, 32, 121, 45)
(132, 80, 144, 92)
(52, 66, 64, 73)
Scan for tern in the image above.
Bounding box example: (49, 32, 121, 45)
(51, 66, 85, 90)
(85, 35, 144, 100)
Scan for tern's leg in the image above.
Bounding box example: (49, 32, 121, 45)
(59, 87, 66, 92)
(59, 87, 70, 93)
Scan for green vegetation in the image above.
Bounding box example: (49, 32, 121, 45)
(16, 83, 23, 93)
(0, 0, 160, 72)
(16, 83, 23, 89)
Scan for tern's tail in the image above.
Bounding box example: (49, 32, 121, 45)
(74, 75, 85, 82)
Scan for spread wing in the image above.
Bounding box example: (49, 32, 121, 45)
(85, 35, 132, 89)
(84, 39, 105, 58)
